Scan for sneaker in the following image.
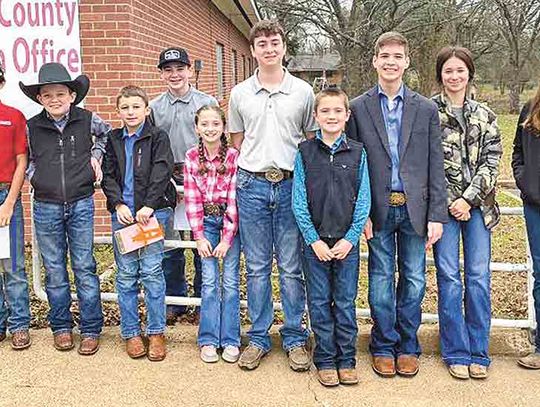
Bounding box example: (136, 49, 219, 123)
(222, 346, 240, 363)
(11, 330, 31, 350)
(238, 345, 268, 370)
(200, 345, 219, 363)
(448, 364, 469, 380)
(317, 369, 339, 387)
(469, 363, 488, 379)
(288, 345, 311, 372)
(517, 353, 540, 370)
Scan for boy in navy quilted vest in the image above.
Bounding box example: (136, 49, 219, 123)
(292, 87, 371, 387)
(20, 63, 110, 354)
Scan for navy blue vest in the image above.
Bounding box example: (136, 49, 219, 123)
(298, 137, 364, 243)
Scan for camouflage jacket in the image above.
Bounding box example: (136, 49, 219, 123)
(432, 93, 502, 229)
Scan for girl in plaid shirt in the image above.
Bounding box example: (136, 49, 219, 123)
(183, 105, 241, 364)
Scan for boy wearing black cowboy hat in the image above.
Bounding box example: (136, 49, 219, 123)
(0, 63, 32, 350)
(20, 62, 111, 355)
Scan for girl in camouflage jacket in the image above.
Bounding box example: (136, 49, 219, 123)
(431, 46, 502, 381)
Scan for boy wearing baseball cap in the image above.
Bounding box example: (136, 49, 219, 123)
(151, 47, 217, 323)
(0, 63, 32, 350)
(20, 62, 111, 354)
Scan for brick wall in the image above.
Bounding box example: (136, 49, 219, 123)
(22, 0, 254, 242)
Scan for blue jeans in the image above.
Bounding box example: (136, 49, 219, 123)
(524, 204, 540, 353)
(303, 243, 360, 370)
(237, 169, 309, 352)
(112, 208, 171, 339)
(197, 215, 241, 348)
(162, 219, 202, 315)
(33, 196, 103, 337)
(0, 191, 31, 334)
(433, 208, 491, 366)
(368, 205, 426, 357)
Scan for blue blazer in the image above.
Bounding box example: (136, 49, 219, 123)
(347, 85, 448, 236)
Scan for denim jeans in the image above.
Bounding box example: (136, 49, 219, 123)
(303, 243, 360, 370)
(162, 218, 202, 315)
(433, 208, 491, 366)
(197, 215, 241, 348)
(0, 191, 31, 334)
(524, 204, 540, 353)
(112, 208, 171, 339)
(237, 169, 309, 352)
(368, 205, 426, 357)
(33, 196, 103, 337)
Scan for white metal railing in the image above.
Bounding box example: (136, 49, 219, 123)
(30, 199, 535, 330)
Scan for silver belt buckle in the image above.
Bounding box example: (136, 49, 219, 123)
(264, 168, 284, 183)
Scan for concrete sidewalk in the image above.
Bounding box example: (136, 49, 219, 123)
(0, 325, 538, 407)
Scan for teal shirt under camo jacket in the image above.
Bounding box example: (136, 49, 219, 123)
(432, 93, 502, 229)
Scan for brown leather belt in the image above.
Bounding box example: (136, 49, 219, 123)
(0, 182, 11, 191)
(389, 191, 407, 207)
(203, 203, 227, 216)
(251, 168, 293, 183)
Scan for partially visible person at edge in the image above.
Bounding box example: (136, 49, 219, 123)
(20, 62, 110, 354)
(183, 105, 241, 365)
(228, 19, 318, 371)
(101, 85, 176, 362)
(0, 63, 32, 350)
(431, 46, 502, 380)
(293, 87, 371, 387)
(347, 32, 448, 378)
(512, 81, 540, 371)
(150, 47, 218, 324)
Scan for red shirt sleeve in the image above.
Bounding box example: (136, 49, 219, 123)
(13, 109, 27, 156)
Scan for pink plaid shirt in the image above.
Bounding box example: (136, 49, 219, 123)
(183, 146, 239, 246)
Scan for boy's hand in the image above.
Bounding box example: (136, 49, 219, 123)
(116, 204, 134, 225)
(425, 221, 443, 250)
(311, 240, 334, 262)
(331, 239, 353, 260)
(363, 217, 373, 240)
(91, 157, 103, 183)
(213, 241, 230, 259)
(136, 206, 154, 225)
(196, 238, 213, 258)
(0, 202, 14, 227)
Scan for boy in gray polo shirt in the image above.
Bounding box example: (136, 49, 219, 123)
(150, 47, 218, 322)
(228, 20, 318, 371)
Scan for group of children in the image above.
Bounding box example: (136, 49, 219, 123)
(1, 19, 540, 390)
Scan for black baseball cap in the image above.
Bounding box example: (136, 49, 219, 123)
(157, 47, 191, 69)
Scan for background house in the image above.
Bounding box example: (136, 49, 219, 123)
(287, 52, 342, 90)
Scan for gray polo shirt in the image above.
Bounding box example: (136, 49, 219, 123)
(228, 69, 318, 172)
(150, 86, 218, 163)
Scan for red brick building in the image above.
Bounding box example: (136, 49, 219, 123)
(22, 0, 260, 241)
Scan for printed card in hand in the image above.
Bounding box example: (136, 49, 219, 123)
(114, 217, 164, 255)
(0, 226, 9, 259)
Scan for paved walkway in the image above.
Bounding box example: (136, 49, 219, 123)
(0, 326, 538, 407)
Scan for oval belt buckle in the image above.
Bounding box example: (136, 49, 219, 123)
(265, 168, 284, 183)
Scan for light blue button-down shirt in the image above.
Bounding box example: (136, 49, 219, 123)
(378, 84, 404, 192)
(122, 122, 145, 214)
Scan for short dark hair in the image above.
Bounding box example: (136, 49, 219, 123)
(249, 20, 286, 47)
(435, 46, 475, 84)
(116, 85, 149, 107)
(374, 32, 409, 57)
(314, 86, 349, 112)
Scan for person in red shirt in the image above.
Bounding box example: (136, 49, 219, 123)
(0, 63, 31, 349)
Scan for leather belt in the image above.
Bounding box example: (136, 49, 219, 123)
(250, 168, 293, 183)
(203, 203, 227, 216)
(389, 191, 407, 207)
(0, 182, 11, 191)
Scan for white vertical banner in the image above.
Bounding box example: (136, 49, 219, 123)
(0, 0, 81, 118)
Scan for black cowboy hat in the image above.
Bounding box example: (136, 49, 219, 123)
(19, 63, 90, 105)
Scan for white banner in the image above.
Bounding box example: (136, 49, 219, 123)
(0, 0, 81, 118)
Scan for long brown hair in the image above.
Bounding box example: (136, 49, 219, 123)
(195, 105, 228, 175)
(524, 85, 540, 135)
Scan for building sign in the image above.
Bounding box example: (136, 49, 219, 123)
(0, 0, 81, 117)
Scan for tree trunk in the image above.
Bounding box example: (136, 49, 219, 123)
(508, 76, 520, 114)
